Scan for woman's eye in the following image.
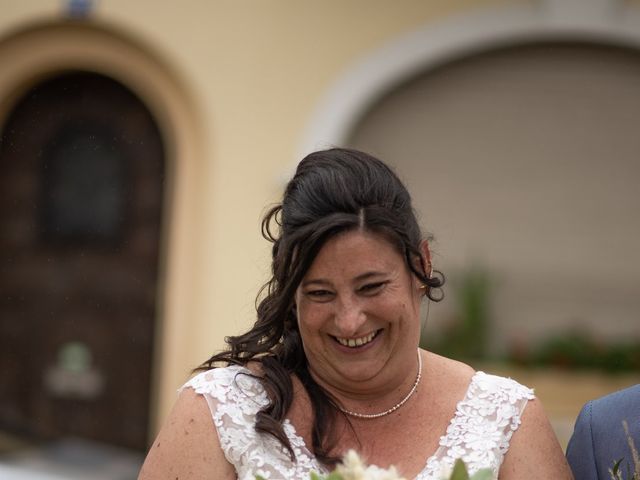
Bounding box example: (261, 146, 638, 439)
(359, 282, 387, 294)
(307, 290, 334, 299)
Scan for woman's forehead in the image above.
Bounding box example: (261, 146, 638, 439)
(304, 230, 405, 279)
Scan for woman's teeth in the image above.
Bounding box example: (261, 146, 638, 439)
(335, 331, 377, 348)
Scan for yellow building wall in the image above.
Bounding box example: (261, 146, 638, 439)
(0, 0, 522, 435)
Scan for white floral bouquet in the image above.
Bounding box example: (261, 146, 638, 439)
(255, 450, 493, 480)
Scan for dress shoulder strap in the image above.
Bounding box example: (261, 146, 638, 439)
(181, 366, 322, 480)
(182, 367, 269, 472)
(420, 372, 535, 479)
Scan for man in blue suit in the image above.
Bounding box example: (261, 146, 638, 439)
(566, 384, 640, 479)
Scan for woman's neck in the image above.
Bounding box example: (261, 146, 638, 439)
(308, 349, 423, 418)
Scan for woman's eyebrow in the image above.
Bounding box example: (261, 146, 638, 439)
(301, 271, 387, 288)
(300, 278, 332, 288)
(354, 271, 388, 282)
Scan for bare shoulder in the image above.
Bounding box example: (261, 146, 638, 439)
(418, 350, 476, 417)
(138, 386, 236, 480)
(499, 397, 573, 479)
(423, 350, 476, 390)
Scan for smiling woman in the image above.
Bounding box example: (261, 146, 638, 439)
(138, 148, 573, 480)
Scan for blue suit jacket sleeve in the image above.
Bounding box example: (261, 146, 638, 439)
(567, 401, 598, 480)
(566, 384, 640, 480)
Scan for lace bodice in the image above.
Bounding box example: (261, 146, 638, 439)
(183, 366, 534, 480)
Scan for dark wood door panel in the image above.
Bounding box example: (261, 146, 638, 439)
(0, 72, 164, 450)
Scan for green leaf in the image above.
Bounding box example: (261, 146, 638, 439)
(325, 473, 344, 480)
(449, 459, 470, 480)
(469, 468, 495, 480)
(255, 476, 267, 480)
(309, 471, 343, 480)
(612, 458, 624, 475)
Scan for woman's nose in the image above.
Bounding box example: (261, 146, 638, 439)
(334, 298, 366, 336)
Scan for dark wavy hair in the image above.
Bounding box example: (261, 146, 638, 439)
(198, 148, 444, 464)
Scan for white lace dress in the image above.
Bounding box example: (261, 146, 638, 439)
(183, 365, 534, 480)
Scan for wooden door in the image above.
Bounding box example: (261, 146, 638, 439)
(0, 72, 165, 450)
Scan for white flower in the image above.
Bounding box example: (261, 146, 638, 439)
(335, 450, 407, 480)
(439, 463, 453, 480)
(335, 450, 367, 480)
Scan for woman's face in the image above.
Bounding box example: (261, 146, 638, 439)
(294, 229, 426, 395)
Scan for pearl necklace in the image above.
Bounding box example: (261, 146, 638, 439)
(337, 349, 422, 419)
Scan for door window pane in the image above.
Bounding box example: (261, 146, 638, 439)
(42, 125, 127, 243)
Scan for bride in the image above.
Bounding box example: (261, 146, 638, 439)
(139, 148, 573, 479)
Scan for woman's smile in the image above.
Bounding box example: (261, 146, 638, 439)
(332, 328, 381, 348)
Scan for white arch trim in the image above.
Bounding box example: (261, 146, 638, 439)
(297, 0, 640, 157)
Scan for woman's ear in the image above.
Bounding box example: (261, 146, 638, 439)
(419, 239, 432, 278)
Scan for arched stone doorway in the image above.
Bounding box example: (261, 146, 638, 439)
(0, 71, 165, 450)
